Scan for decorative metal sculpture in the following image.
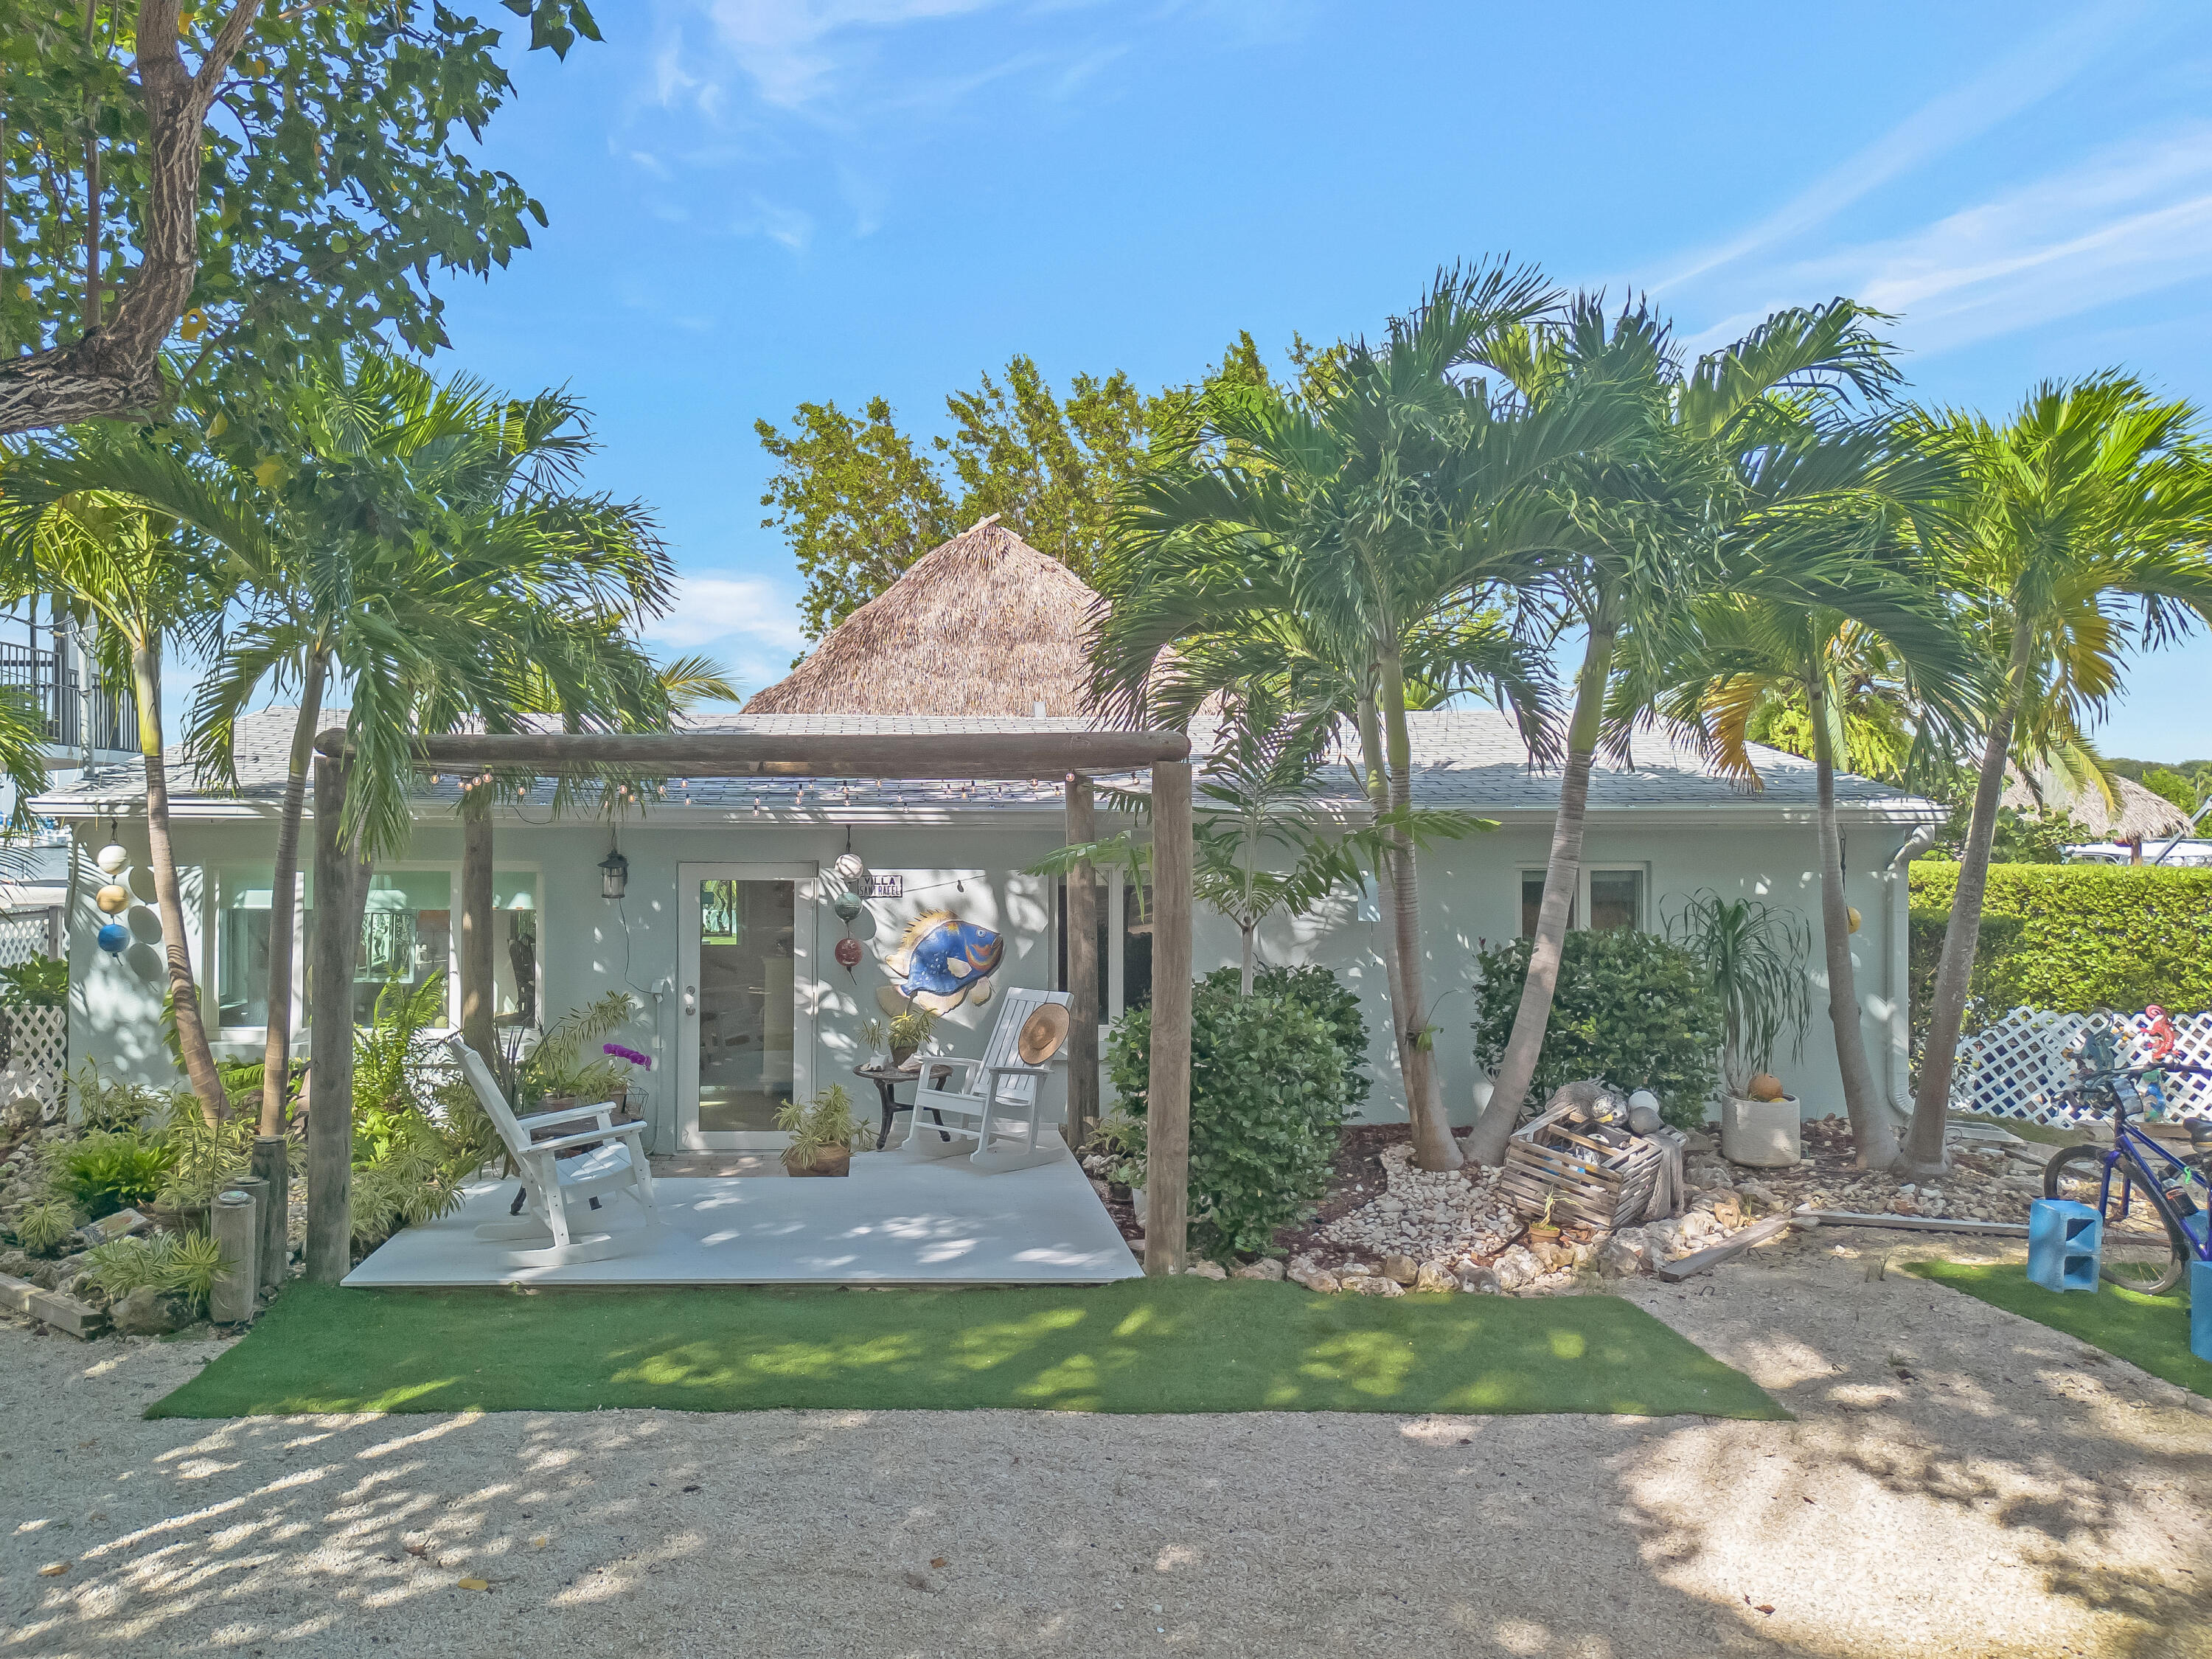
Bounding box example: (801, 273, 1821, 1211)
(880, 909, 1003, 1015)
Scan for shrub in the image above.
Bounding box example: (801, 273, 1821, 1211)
(155, 1097, 259, 1215)
(1107, 979, 1347, 1262)
(1471, 931, 1724, 1129)
(79, 1231, 227, 1312)
(1909, 863, 2212, 1026)
(351, 1108, 476, 1251)
(12, 1196, 82, 1256)
(1205, 963, 1372, 1118)
(0, 956, 66, 1008)
(53, 1130, 175, 1217)
(69, 1065, 166, 1133)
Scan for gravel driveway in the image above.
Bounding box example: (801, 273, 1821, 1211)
(2, 1234, 2205, 1658)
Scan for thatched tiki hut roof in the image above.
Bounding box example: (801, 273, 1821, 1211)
(743, 517, 1102, 717)
(2002, 765, 2192, 844)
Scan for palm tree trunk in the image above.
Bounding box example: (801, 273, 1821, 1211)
(1239, 920, 1256, 997)
(1904, 616, 2032, 1174)
(133, 638, 227, 1124)
(1380, 645, 1461, 1172)
(1809, 671, 1899, 1169)
(1464, 611, 1617, 1166)
(258, 651, 326, 1136)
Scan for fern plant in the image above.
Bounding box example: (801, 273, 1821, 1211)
(53, 1130, 175, 1216)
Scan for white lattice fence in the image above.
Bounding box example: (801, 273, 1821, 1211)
(0, 909, 58, 969)
(1956, 1007, 2212, 1126)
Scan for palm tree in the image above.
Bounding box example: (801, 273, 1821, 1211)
(1091, 262, 1624, 1170)
(1462, 296, 1906, 1166)
(1638, 425, 1977, 1167)
(0, 442, 235, 1119)
(1903, 375, 2212, 1175)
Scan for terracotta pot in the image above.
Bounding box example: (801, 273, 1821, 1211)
(785, 1144, 852, 1178)
(1527, 1223, 1562, 1245)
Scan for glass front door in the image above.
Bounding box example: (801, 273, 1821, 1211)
(678, 863, 814, 1149)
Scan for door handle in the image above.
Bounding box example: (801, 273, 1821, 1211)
(683, 984, 697, 1016)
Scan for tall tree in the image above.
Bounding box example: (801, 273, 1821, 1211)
(1093, 264, 1623, 1171)
(0, 0, 602, 434)
(0, 448, 232, 1116)
(1902, 376, 2212, 1175)
(1464, 296, 1905, 1165)
(1637, 427, 1975, 1167)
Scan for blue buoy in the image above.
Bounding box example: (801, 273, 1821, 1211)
(97, 921, 128, 955)
(2028, 1198, 2103, 1293)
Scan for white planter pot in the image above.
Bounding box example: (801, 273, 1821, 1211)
(1720, 1094, 1801, 1167)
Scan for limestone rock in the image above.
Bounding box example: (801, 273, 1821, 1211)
(1380, 1253, 1419, 1285)
(109, 1286, 190, 1336)
(1295, 1270, 1341, 1294)
(1182, 1260, 1228, 1280)
(1691, 1191, 1744, 1229)
(1232, 1258, 1285, 1281)
(1343, 1273, 1403, 1296)
(1413, 1261, 1456, 1293)
(1492, 1245, 1541, 1290)
(1458, 1267, 1502, 1294)
(1598, 1231, 1652, 1278)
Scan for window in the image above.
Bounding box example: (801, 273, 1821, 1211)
(355, 870, 453, 1026)
(1056, 872, 1150, 1018)
(1054, 877, 1109, 1004)
(1520, 865, 1647, 936)
(215, 867, 277, 1028)
(494, 872, 538, 1027)
(1122, 883, 1153, 1010)
(286, 863, 540, 1032)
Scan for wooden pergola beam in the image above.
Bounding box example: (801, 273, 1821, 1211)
(375, 728, 1190, 779)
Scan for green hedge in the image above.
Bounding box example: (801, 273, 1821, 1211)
(1908, 864, 2212, 1031)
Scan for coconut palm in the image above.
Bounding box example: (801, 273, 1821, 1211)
(1091, 262, 1638, 1170)
(1461, 295, 1907, 1166)
(1636, 424, 1979, 1166)
(1902, 375, 2212, 1175)
(0, 443, 235, 1119)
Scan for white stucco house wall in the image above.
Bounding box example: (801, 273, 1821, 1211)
(33, 706, 1942, 1152)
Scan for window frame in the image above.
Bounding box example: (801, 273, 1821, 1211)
(204, 855, 543, 1042)
(1518, 862, 1651, 936)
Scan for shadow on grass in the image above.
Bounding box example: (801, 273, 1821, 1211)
(147, 1279, 1787, 1420)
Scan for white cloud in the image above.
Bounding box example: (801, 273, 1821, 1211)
(1686, 120, 2212, 359)
(644, 575, 808, 658)
(703, 0, 1011, 107)
(1656, 1, 2146, 295)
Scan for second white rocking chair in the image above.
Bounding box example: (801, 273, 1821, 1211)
(897, 987, 1073, 1173)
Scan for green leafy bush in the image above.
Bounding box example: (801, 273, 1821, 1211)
(352, 1108, 477, 1251)
(79, 1231, 229, 1312)
(1107, 979, 1347, 1262)
(0, 956, 66, 1008)
(155, 1097, 258, 1215)
(11, 1196, 81, 1256)
(1471, 931, 1724, 1129)
(1205, 963, 1372, 1118)
(53, 1130, 175, 1217)
(69, 1065, 167, 1134)
(1909, 863, 2212, 1028)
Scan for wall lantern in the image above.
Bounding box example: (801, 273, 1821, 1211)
(598, 847, 630, 901)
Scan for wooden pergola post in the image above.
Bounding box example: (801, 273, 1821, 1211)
(1144, 759, 1192, 1275)
(1062, 772, 1099, 1146)
(459, 787, 495, 1057)
(305, 750, 355, 1283)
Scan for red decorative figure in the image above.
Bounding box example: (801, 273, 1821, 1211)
(2144, 1005, 2179, 1063)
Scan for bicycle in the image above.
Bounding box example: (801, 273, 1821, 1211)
(2040, 1022, 2212, 1296)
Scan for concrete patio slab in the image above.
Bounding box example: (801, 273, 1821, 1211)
(341, 1148, 1141, 1288)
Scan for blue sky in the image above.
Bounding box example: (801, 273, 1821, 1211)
(431, 0, 2212, 759)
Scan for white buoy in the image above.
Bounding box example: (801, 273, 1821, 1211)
(96, 843, 130, 875)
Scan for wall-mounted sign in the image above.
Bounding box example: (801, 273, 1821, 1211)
(869, 875, 902, 897)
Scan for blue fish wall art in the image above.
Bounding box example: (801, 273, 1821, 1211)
(880, 909, 1004, 1015)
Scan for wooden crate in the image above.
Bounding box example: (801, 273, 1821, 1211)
(1499, 1105, 1666, 1234)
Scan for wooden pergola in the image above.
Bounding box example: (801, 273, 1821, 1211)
(303, 726, 1195, 1281)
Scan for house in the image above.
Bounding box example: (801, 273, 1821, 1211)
(33, 521, 1945, 1147)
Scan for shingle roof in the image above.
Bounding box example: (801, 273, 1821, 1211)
(32, 706, 1941, 821)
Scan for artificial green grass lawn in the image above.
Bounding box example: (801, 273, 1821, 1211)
(1910, 1260, 2211, 1399)
(148, 1279, 1786, 1420)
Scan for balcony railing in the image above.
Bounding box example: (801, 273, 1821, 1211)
(0, 642, 139, 754)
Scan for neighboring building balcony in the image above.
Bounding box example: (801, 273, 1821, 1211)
(0, 642, 139, 758)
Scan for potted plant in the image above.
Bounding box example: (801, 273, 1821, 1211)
(858, 1019, 887, 1069)
(1526, 1189, 1562, 1246)
(1668, 891, 1811, 1167)
(776, 1084, 868, 1177)
(887, 1007, 936, 1068)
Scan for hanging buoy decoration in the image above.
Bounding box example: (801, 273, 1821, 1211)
(832, 889, 865, 924)
(95, 883, 131, 914)
(96, 843, 130, 876)
(97, 922, 128, 955)
(1846, 905, 1862, 933)
(832, 851, 868, 891)
(834, 936, 863, 973)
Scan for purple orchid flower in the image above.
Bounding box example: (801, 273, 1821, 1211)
(603, 1043, 653, 1069)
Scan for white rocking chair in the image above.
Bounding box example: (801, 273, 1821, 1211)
(447, 1036, 658, 1266)
(897, 987, 1073, 1173)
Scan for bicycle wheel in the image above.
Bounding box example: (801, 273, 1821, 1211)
(2043, 1144, 2188, 1296)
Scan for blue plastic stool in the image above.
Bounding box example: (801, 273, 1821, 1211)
(2191, 1259, 2212, 1365)
(2028, 1198, 2102, 1293)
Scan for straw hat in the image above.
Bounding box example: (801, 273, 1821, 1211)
(1017, 1002, 1071, 1065)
